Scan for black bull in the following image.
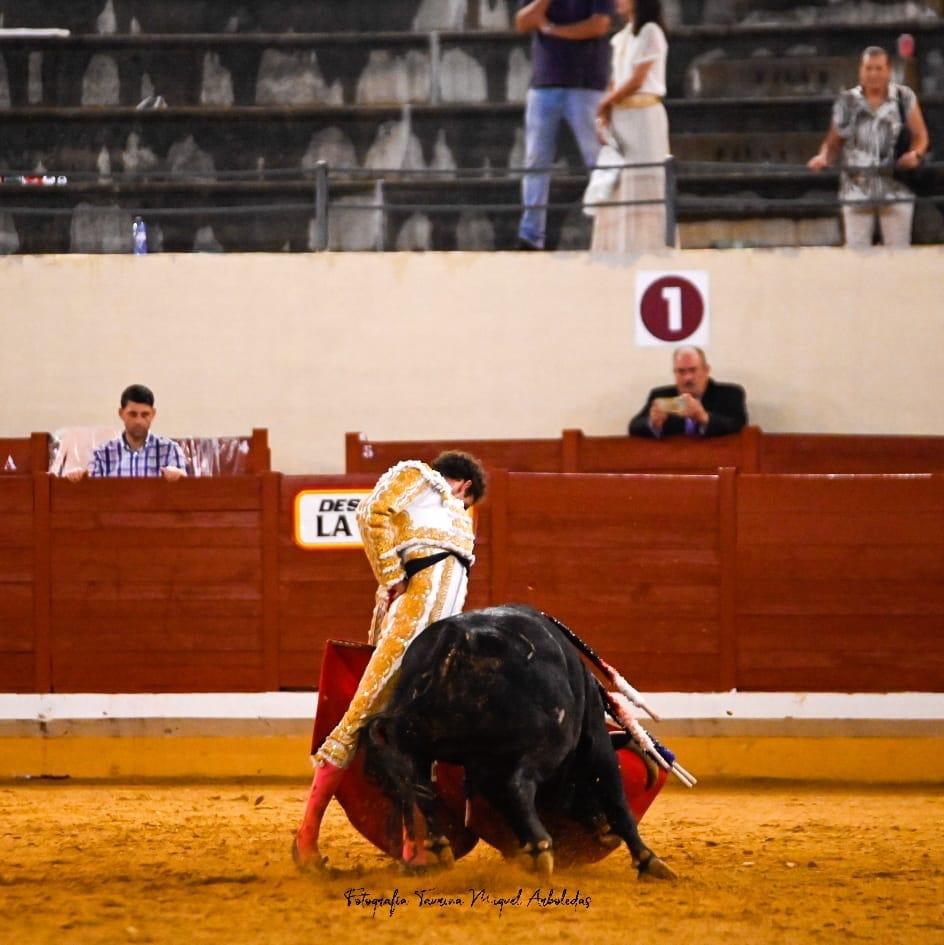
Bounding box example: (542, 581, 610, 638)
(363, 604, 676, 879)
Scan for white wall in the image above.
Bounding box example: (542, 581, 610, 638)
(1, 248, 942, 472)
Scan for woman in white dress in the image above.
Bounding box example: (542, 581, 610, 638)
(591, 0, 670, 252)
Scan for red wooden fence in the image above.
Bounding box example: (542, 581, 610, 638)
(735, 473, 944, 691)
(46, 477, 266, 692)
(345, 428, 944, 475)
(0, 469, 941, 694)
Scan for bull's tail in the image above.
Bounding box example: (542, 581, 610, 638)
(539, 612, 662, 721)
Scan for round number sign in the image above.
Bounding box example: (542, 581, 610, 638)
(639, 275, 705, 342)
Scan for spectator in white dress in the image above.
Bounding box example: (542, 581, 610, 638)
(591, 0, 671, 252)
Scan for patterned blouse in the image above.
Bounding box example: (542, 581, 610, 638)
(833, 83, 917, 203)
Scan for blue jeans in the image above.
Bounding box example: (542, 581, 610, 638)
(518, 87, 604, 249)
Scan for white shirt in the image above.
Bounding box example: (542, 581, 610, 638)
(610, 21, 668, 98)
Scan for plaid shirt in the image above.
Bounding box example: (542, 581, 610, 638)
(88, 433, 188, 478)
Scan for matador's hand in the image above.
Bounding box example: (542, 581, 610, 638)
(387, 580, 408, 604)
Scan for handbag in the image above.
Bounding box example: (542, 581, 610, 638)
(892, 87, 935, 196)
(583, 125, 624, 217)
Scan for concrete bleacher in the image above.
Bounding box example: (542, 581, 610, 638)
(0, 0, 941, 251)
(0, 0, 518, 34)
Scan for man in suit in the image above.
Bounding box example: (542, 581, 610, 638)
(629, 347, 747, 438)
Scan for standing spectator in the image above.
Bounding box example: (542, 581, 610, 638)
(629, 346, 747, 438)
(64, 384, 187, 480)
(808, 46, 930, 248)
(515, 0, 614, 250)
(592, 0, 671, 252)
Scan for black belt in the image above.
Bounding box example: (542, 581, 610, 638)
(403, 551, 471, 579)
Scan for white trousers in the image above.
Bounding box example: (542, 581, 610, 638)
(842, 201, 914, 248)
(313, 555, 468, 769)
(591, 103, 671, 254)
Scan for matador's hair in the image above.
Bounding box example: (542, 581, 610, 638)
(431, 451, 488, 504)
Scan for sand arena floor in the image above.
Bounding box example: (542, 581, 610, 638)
(0, 781, 941, 945)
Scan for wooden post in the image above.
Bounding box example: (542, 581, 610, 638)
(488, 469, 509, 606)
(561, 429, 581, 473)
(32, 472, 52, 692)
(261, 472, 281, 691)
(30, 432, 49, 475)
(344, 432, 363, 473)
(741, 425, 761, 473)
(717, 466, 738, 691)
(248, 428, 271, 474)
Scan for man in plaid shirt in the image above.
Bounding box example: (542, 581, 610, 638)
(65, 384, 187, 481)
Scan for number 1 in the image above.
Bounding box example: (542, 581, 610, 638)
(661, 286, 682, 332)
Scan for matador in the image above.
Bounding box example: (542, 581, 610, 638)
(294, 450, 487, 869)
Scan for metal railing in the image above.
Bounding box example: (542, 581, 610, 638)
(1, 157, 941, 251)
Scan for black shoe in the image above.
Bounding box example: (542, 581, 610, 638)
(516, 238, 542, 251)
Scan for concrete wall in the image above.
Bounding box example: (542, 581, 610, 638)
(1, 248, 942, 473)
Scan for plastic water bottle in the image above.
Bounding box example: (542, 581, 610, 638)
(132, 216, 148, 255)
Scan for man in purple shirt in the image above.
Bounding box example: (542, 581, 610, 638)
(628, 347, 748, 438)
(516, 0, 614, 250)
(65, 384, 187, 481)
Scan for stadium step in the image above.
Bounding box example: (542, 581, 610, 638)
(1, 23, 941, 109)
(724, 0, 942, 27)
(4, 0, 939, 33)
(0, 32, 528, 108)
(0, 0, 517, 35)
(685, 55, 920, 98)
(671, 132, 823, 164)
(6, 97, 944, 173)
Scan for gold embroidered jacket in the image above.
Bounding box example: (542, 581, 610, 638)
(356, 461, 475, 588)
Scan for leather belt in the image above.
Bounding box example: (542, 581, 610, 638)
(615, 93, 663, 109)
(403, 551, 471, 579)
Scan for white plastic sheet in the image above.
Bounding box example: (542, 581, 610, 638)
(48, 427, 252, 477)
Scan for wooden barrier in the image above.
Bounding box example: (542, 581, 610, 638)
(566, 428, 760, 474)
(345, 428, 944, 475)
(736, 473, 944, 692)
(345, 428, 762, 475)
(0, 469, 941, 694)
(345, 432, 566, 475)
(759, 434, 944, 474)
(495, 471, 727, 691)
(45, 477, 267, 692)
